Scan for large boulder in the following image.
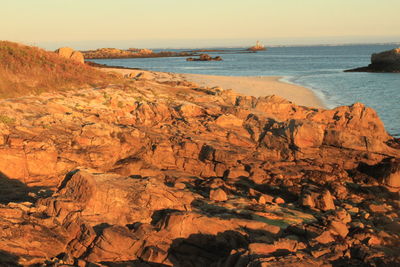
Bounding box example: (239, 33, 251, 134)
(42, 169, 196, 226)
(55, 47, 84, 63)
(371, 48, 400, 67)
(345, 47, 400, 72)
(55, 47, 74, 59)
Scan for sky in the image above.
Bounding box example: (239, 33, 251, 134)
(1, 0, 400, 49)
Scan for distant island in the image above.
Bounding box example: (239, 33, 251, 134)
(82, 48, 194, 59)
(82, 46, 265, 60)
(247, 40, 267, 51)
(186, 54, 223, 61)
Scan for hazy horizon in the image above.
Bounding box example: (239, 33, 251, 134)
(2, 0, 399, 50)
(21, 36, 399, 51)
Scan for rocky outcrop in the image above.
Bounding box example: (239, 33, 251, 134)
(42, 169, 195, 226)
(55, 47, 84, 64)
(186, 53, 223, 61)
(345, 47, 400, 73)
(82, 48, 193, 59)
(0, 69, 398, 266)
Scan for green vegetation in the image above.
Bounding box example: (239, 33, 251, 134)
(0, 41, 122, 98)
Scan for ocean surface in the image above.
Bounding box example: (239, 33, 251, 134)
(90, 44, 400, 137)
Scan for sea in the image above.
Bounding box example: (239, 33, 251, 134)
(89, 44, 400, 137)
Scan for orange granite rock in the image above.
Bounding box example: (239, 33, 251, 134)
(0, 63, 399, 266)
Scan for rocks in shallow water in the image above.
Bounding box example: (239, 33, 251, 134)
(186, 53, 223, 61)
(345, 47, 400, 73)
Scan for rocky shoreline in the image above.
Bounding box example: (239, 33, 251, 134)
(0, 63, 399, 266)
(82, 47, 256, 60)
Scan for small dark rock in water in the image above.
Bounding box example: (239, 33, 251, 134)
(186, 54, 223, 61)
(345, 48, 400, 73)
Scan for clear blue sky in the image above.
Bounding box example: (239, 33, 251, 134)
(1, 0, 399, 49)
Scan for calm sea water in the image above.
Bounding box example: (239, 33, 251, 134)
(90, 45, 400, 137)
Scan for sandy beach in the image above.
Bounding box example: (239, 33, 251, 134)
(183, 74, 325, 108)
(102, 68, 325, 108)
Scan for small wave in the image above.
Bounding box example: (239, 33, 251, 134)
(280, 76, 333, 108)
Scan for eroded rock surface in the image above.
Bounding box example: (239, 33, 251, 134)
(0, 69, 399, 266)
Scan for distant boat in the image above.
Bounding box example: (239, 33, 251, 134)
(247, 41, 266, 51)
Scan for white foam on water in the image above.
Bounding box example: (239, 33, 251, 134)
(279, 76, 334, 109)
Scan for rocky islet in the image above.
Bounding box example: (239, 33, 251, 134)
(346, 47, 400, 73)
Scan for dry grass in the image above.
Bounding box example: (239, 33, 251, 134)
(0, 41, 122, 98)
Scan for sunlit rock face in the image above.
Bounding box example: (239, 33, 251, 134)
(0, 65, 399, 266)
(55, 47, 85, 63)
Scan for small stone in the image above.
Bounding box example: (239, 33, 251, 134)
(77, 259, 87, 267)
(210, 188, 228, 201)
(336, 208, 351, 224)
(258, 195, 266, 204)
(361, 212, 370, 219)
(367, 236, 381, 246)
(368, 203, 391, 213)
(314, 230, 335, 244)
(383, 159, 400, 188)
(311, 247, 331, 258)
(330, 220, 349, 238)
(273, 197, 285, 204)
(350, 221, 365, 229)
(174, 182, 186, 189)
(301, 194, 315, 208)
(316, 189, 335, 211)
